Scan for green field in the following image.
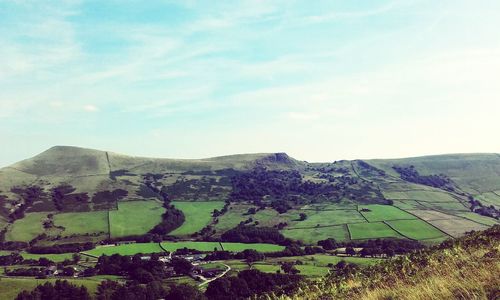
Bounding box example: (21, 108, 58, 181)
(109, 201, 164, 238)
(170, 201, 224, 235)
(5, 213, 47, 242)
(19, 252, 76, 262)
(252, 254, 381, 277)
(83, 243, 165, 256)
(0, 277, 102, 300)
(348, 222, 403, 240)
(53, 211, 108, 236)
(161, 241, 222, 252)
(358, 205, 416, 222)
(457, 212, 499, 226)
(289, 209, 365, 228)
(383, 190, 459, 202)
(283, 225, 350, 244)
(221, 243, 284, 252)
(385, 219, 446, 240)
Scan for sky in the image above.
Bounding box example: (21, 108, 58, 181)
(1, 0, 500, 167)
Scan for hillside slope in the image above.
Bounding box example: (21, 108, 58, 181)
(0, 146, 498, 247)
(283, 225, 500, 300)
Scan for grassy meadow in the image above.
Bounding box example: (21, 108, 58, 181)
(109, 201, 164, 238)
(170, 201, 224, 235)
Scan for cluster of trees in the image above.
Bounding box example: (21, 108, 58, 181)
(318, 238, 424, 256)
(469, 197, 499, 219)
(96, 280, 205, 300)
(220, 225, 292, 245)
(149, 204, 185, 235)
(205, 269, 302, 300)
(51, 184, 96, 212)
(15, 280, 90, 300)
(9, 186, 46, 220)
(93, 253, 194, 283)
(356, 160, 386, 176)
(16, 280, 205, 300)
(230, 167, 338, 212)
(393, 165, 453, 190)
(28, 242, 94, 254)
(91, 189, 128, 210)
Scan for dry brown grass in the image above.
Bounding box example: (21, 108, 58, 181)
(272, 226, 500, 300)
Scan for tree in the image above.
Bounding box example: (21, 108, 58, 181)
(299, 213, 307, 221)
(171, 257, 193, 275)
(281, 262, 300, 275)
(73, 253, 81, 264)
(346, 247, 356, 256)
(166, 284, 206, 300)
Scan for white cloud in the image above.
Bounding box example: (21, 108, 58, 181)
(83, 104, 99, 112)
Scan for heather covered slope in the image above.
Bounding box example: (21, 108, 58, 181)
(282, 225, 500, 300)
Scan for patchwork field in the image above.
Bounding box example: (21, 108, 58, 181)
(457, 212, 499, 226)
(385, 219, 446, 240)
(283, 225, 350, 244)
(53, 211, 108, 236)
(161, 241, 223, 252)
(109, 201, 164, 238)
(83, 243, 165, 257)
(170, 201, 224, 235)
(406, 209, 456, 221)
(383, 190, 459, 202)
(358, 205, 416, 222)
(348, 222, 403, 240)
(427, 218, 489, 238)
(289, 209, 365, 228)
(5, 212, 46, 242)
(220, 243, 284, 252)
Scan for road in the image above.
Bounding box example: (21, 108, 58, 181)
(198, 263, 231, 287)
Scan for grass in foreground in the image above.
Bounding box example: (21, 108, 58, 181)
(282, 225, 500, 300)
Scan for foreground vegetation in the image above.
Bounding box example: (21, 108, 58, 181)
(280, 225, 500, 300)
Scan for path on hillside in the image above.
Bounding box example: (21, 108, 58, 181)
(198, 263, 231, 287)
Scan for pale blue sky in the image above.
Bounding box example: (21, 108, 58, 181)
(1, 0, 500, 166)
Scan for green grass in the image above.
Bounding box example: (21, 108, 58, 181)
(109, 201, 164, 238)
(83, 243, 165, 256)
(418, 201, 469, 212)
(53, 211, 108, 236)
(170, 201, 224, 235)
(19, 252, 76, 262)
(358, 205, 416, 222)
(221, 243, 285, 252)
(282, 224, 351, 244)
(457, 212, 499, 226)
(385, 219, 446, 240)
(160, 241, 222, 252)
(383, 190, 459, 202)
(5, 213, 47, 242)
(0, 277, 102, 299)
(348, 222, 403, 240)
(289, 209, 365, 228)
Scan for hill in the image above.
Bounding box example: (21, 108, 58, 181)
(0, 146, 498, 248)
(282, 224, 500, 300)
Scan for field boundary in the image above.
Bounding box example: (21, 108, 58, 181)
(382, 221, 416, 241)
(397, 208, 454, 239)
(345, 224, 353, 240)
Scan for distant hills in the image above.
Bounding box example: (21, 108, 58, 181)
(0, 146, 498, 246)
